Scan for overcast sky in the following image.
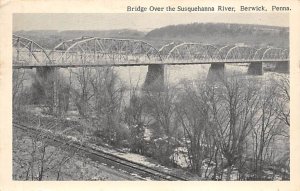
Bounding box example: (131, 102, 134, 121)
(13, 13, 289, 31)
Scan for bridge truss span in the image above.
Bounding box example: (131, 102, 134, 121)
(261, 47, 289, 60)
(52, 36, 95, 52)
(13, 35, 53, 66)
(158, 42, 182, 60)
(224, 45, 257, 61)
(12, 34, 289, 68)
(51, 37, 163, 67)
(163, 42, 289, 64)
(165, 43, 220, 63)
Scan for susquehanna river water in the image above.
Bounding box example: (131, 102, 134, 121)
(20, 64, 249, 94)
(106, 64, 248, 87)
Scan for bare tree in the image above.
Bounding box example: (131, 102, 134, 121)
(143, 83, 179, 164)
(13, 118, 79, 180)
(274, 74, 290, 179)
(208, 77, 261, 180)
(250, 80, 276, 179)
(54, 71, 71, 115)
(13, 69, 27, 111)
(89, 67, 126, 144)
(246, 76, 290, 180)
(124, 74, 152, 154)
(175, 80, 212, 176)
(69, 67, 94, 117)
(274, 74, 290, 127)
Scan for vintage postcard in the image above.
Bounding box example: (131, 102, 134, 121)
(0, 0, 299, 191)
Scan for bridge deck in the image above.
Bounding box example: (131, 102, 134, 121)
(13, 59, 289, 69)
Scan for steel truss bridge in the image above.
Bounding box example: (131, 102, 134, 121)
(12, 34, 289, 69)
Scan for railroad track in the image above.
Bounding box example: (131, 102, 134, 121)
(13, 122, 187, 181)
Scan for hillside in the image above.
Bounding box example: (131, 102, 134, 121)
(14, 23, 289, 49)
(145, 23, 289, 48)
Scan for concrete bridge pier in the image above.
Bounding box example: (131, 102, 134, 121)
(143, 64, 164, 91)
(34, 67, 58, 113)
(207, 63, 225, 82)
(36, 67, 56, 82)
(274, 61, 289, 73)
(247, 62, 263, 75)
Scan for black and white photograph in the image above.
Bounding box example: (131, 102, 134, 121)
(10, 12, 291, 181)
(0, 0, 299, 189)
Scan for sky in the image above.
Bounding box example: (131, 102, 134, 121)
(13, 13, 289, 32)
